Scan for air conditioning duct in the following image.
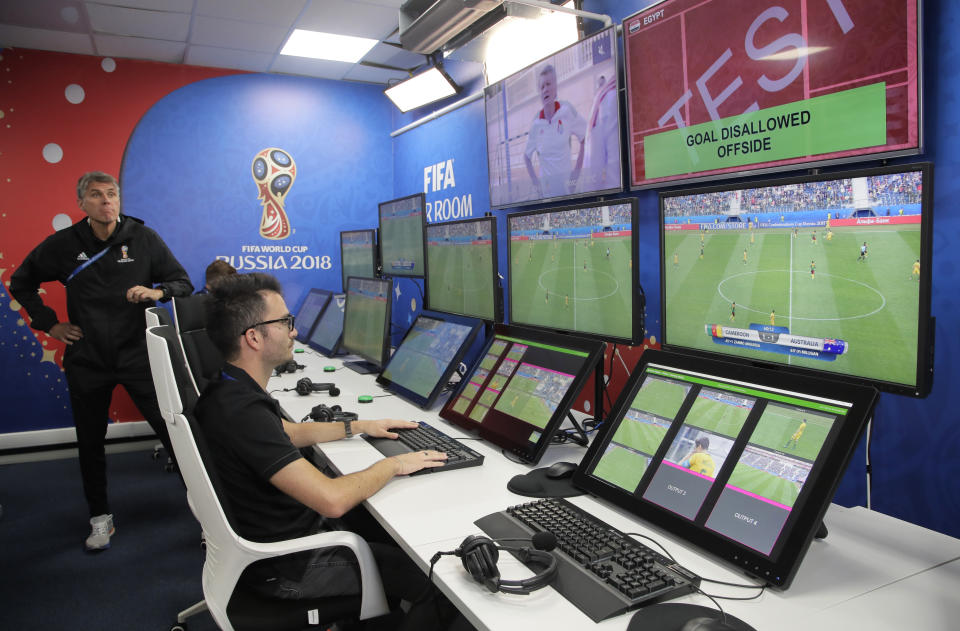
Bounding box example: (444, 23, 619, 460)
(399, 0, 503, 54)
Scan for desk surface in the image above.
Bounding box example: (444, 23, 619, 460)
(277, 345, 960, 630)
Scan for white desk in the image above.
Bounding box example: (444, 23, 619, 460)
(278, 346, 960, 630)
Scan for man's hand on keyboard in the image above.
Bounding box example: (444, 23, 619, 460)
(359, 419, 419, 439)
(391, 450, 448, 475)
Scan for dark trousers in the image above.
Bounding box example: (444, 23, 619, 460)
(66, 366, 174, 517)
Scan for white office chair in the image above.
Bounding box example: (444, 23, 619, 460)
(146, 325, 389, 631)
(145, 307, 176, 471)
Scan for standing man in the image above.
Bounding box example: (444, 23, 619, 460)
(10, 171, 193, 551)
(524, 63, 587, 200)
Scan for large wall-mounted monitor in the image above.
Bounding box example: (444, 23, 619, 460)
(485, 25, 623, 209)
(425, 216, 502, 322)
(440, 324, 604, 464)
(660, 162, 933, 397)
(573, 348, 878, 589)
(623, 0, 922, 189)
(293, 288, 332, 344)
(378, 193, 426, 278)
(508, 198, 640, 344)
(340, 229, 378, 292)
(341, 277, 392, 374)
(306, 293, 346, 357)
(377, 314, 481, 409)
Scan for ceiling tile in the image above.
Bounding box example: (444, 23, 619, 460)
(195, 0, 305, 28)
(0, 24, 95, 55)
(89, 0, 194, 11)
(297, 0, 399, 40)
(86, 3, 190, 41)
(270, 54, 350, 81)
(344, 63, 409, 85)
(0, 0, 90, 33)
(93, 33, 186, 63)
(184, 44, 272, 72)
(191, 15, 289, 54)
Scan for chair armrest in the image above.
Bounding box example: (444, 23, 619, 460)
(242, 530, 389, 620)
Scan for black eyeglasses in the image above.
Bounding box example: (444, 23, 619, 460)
(243, 314, 295, 335)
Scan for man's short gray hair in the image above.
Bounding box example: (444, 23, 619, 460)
(77, 171, 119, 200)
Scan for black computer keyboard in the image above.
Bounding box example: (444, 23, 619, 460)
(363, 421, 484, 475)
(476, 498, 700, 622)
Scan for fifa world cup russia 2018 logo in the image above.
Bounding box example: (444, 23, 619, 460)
(252, 148, 296, 240)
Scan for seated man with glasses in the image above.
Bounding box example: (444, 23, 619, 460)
(196, 273, 454, 628)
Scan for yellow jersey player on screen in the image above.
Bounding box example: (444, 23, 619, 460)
(673, 252, 679, 269)
(743, 248, 748, 265)
(770, 309, 776, 326)
(785, 420, 807, 450)
(810, 260, 816, 280)
(912, 259, 920, 280)
(683, 437, 716, 478)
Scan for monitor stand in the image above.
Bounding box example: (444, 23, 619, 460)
(343, 359, 380, 375)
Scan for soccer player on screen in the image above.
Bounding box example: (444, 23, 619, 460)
(770, 309, 776, 326)
(811, 231, 817, 246)
(810, 260, 816, 280)
(858, 242, 868, 262)
(730, 301, 736, 321)
(673, 252, 679, 269)
(606, 247, 610, 259)
(700, 244, 704, 260)
(784, 420, 807, 450)
(743, 248, 748, 265)
(912, 259, 921, 280)
(524, 64, 587, 199)
(683, 436, 715, 477)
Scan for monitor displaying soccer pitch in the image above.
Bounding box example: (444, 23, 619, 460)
(660, 162, 933, 397)
(379, 193, 426, 278)
(508, 198, 640, 344)
(425, 216, 501, 322)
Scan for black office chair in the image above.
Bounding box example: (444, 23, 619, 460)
(171, 295, 223, 394)
(146, 325, 389, 631)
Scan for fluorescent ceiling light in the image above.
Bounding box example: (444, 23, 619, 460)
(385, 67, 459, 113)
(280, 29, 378, 63)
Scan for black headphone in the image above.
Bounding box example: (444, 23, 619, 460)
(308, 403, 358, 422)
(295, 377, 340, 397)
(437, 533, 558, 595)
(275, 360, 305, 375)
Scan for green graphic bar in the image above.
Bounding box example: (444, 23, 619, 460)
(645, 83, 887, 179)
(498, 335, 589, 358)
(647, 368, 848, 415)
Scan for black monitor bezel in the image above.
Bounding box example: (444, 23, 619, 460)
(378, 192, 427, 279)
(439, 323, 605, 464)
(506, 197, 642, 345)
(339, 228, 379, 293)
(305, 292, 346, 357)
(293, 288, 333, 344)
(376, 313, 481, 410)
(658, 161, 934, 398)
(424, 215, 503, 322)
(341, 276, 392, 372)
(573, 348, 879, 589)
(484, 25, 625, 210)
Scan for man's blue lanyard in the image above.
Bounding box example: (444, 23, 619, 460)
(65, 246, 111, 284)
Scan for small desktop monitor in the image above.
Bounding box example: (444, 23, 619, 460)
(425, 216, 502, 321)
(573, 348, 879, 589)
(377, 314, 481, 409)
(439, 324, 604, 464)
(341, 276, 392, 374)
(306, 293, 346, 357)
(340, 229, 378, 292)
(485, 25, 623, 208)
(508, 198, 641, 344)
(660, 162, 933, 397)
(293, 288, 332, 343)
(379, 193, 426, 278)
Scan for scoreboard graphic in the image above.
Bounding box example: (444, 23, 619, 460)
(706, 323, 849, 361)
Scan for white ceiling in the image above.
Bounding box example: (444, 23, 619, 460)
(0, 0, 434, 85)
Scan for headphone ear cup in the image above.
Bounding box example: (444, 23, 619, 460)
(331, 405, 342, 412)
(459, 536, 499, 587)
(295, 378, 311, 396)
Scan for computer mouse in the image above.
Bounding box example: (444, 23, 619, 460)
(679, 616, 737, 631)
(544, 461, 578, 479)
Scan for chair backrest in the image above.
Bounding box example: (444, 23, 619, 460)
(145, 305, 173, 328)
(181, 329, 224, 394)
(173, 294, 210, 333)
